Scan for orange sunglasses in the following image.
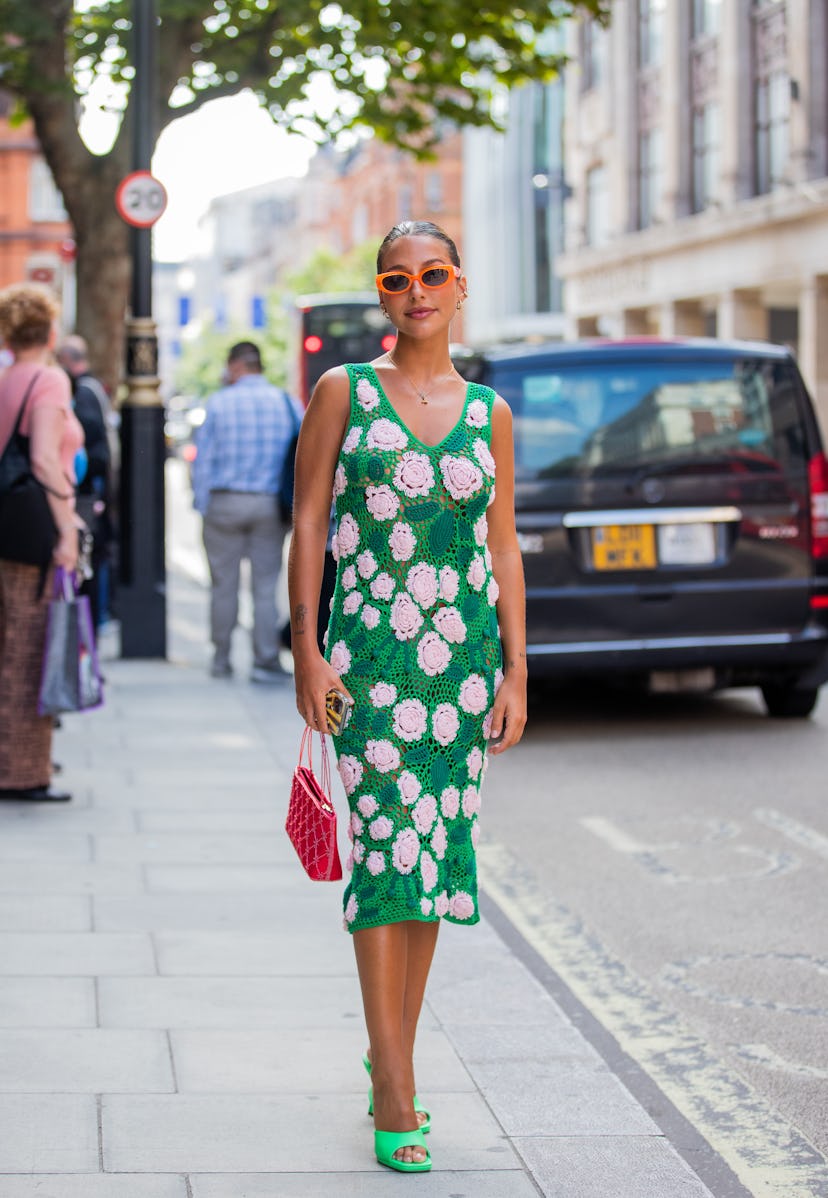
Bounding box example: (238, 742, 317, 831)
(375, 264, 460, 295)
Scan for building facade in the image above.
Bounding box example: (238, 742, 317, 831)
(0, 93, 73, 313)
(558, 0, 828, 423)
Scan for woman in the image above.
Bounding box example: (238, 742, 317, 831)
(0, 284, 82, 802)
(289, 221, 527, 1172)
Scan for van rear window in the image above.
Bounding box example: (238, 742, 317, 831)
(492, 358, 807, 481)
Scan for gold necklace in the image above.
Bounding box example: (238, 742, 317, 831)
(388, 355, 457, 406)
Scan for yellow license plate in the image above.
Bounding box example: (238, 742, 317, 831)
(592, 524, 656, 570)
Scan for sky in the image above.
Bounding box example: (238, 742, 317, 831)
(81, 88, 316, 262)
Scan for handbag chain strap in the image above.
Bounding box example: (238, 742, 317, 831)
(299, 725, 332, 796)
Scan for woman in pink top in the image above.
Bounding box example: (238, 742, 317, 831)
(0, 283, 84, 802)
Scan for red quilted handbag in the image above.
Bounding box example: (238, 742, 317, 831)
(286, 728, 343, 881)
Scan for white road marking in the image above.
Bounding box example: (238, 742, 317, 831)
(737, 1043, 828, 1081)
(480, 840, 828, 1198)
(754, 808, 828, 862)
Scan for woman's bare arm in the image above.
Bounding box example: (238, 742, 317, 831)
(485, 396, 527, 755)
(288, 367, 353, 729)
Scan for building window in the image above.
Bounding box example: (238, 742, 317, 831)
(424, 170, 443, 212)
(638, 127, 663, 228)
(581, 18, 607, 91)
(29, 158, 67, 222)
(753, 2, 789, 195)
(692, 0, 722, 37)
(585, 166, 609, 246)
(638, 0, 666, 68)
(691, 101, 720, 211)
(398, 183, 413, 221)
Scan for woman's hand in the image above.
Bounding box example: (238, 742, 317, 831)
(294, 649, 354, 732)
(53, 527, 79, 573)
(488, 673, 527, 756)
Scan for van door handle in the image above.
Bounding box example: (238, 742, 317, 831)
(638, 588, 674, 602)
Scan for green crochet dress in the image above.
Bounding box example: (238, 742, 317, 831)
(325, 363, 502, 933)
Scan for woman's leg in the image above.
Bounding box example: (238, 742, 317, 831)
(353, 921, 436, 1164)
(402, 921, 440, 1081)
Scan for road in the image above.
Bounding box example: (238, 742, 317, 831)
(166, 459, 828, 1196)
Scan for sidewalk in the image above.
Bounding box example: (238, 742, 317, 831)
(0, 564, 716, 1197)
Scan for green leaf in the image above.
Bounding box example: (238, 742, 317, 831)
(404, 744, 431, 766)
(379, 782, 398, 804)
(367, 456, 385, 481)
(429, 510, 455, 556)
(445, 660, 465, 682)
(405, 501, 441, 522)
(430, 755, 449, 791)
(369, 530, 386, 555)
(462, 594, 482, 622)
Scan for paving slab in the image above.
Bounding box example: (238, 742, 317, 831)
(515, 1135, 715, 1198)
(0, 978, 96, 1027)
(102, 1092, 517, 1173)
(138, 809, 282, 832)
(0, 894, 92, 931)
(0, 932, 155, 975)
(0, 1030, 174, 1092)
(97, 975, 369, 1029)
(94, 892, 326, 931)
(191, 1171, 539, 1197)
(0, 832, 91, 863)
(0, 1178, 188, 1198)
(154, 929, 353, 976)
(94, 832, 290, 865)
(0, 1094, 98, 1171)
(144, 864, 306, 892)
(0, 863, 145, 894)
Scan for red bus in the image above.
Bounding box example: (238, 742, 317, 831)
(295, 292, 396, 405)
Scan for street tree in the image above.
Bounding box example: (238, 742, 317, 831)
(0, 0, 609, 390)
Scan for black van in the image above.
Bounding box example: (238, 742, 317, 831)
(455, 338, 828, 717)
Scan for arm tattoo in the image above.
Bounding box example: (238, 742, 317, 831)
(293, 603, 308, 636)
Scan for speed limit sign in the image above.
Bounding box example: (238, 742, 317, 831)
(115, 171, 168, 228)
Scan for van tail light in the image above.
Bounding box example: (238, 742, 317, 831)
(808, 452, 828, 559)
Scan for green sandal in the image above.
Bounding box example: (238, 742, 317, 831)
(374, 1128, 431, 1173)
(363, 1053, 431, 1134)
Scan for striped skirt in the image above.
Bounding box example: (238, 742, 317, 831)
(0, 560, 53, 789)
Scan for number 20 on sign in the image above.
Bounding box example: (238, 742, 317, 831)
(115, 171, 168, 228)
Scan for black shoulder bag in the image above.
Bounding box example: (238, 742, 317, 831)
(0, 372, 60, 568)
(278, 392, 302, 523)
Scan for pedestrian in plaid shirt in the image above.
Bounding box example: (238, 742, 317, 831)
(193, 341, 302, 682)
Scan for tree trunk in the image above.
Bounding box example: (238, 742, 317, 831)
(71, 196, 132, 398)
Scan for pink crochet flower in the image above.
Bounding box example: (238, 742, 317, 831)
(482, 709, 494, 738)
(487, 577, 500, 606)
(388, 521, 417, 562)
(406, 562, 438, 608)
(367, 417, 407, 452)
(466, 555, 486, 592)
(465, 399, 488, 428)
(337, 513, 360, 556)
(343, 591, 362, 616)
(350, 811, 364, 836)
(417, 631, 451, 676)
(459, 673, 489, 715)
(353, 839, 365, 864)
(440, 786, 460, 820)
(471, 823, 481, 848)
(329, 640, 351, 676)
(369, 681, 397, 707)
(420, 850, 438, 893)
(487, 485, 496, 507)
(338, 754, 363, 795)
(365, 739, 400, 773)
(392, 827, 420, 874)
(341, 565, 357, 591)
(439, 566, 459, 602)
(462, 785, 481, 819)
(473, 437, 496, 477)
(366, 850, 386, 875)
(369, 815, 394, 840)
(398, 770, 421, 805)
(421, 896, 434, 916)
(439, 454, 483, 501)
(333, 464, 347, 497)
(432, 703, 459, 746)
(342, 427, 362, 454)
(370, 572, 395, 602)
(361, 605, 380, 629)
(365, 484, 400, 521)
(394, 451, 435, 497)
(449, 891, 475, 920)
(466, 747, 483, 781)
(357, 794, 379, 817)
(356, 377, 380, 410)
(432, 817, 447, 859)
(345, 850, 353, 873)
(390, 592, 423, 641)
(392, 698, 428, 742)
(433, 606, 467, 645)
(413, 792, 438, 835)
(434, 891, 449, 916)
(344, 894, 359, 924)
(474, 515, 488, 546)
(357, 550, 378, 579)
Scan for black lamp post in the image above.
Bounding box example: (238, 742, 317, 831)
(119, 0, 167, 658)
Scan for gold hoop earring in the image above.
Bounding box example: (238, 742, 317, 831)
(456, 300, 462, 311)
(381, 306, 390, 320)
